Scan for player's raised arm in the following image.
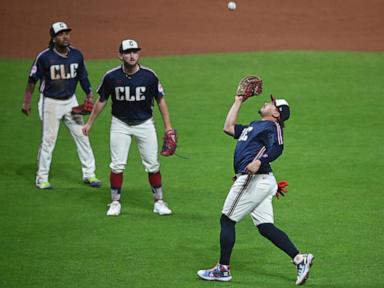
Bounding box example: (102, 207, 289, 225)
(223, 95, 243, 136)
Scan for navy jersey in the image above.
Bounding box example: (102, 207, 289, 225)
(97, 65, 164, 124)
(233, 120, 284, 174)
(28, 47, 91, 99)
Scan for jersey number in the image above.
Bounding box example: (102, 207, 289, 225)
(115, 87, 146, 101)
(238, 127, 253, 141)
(50, 64, 78, 80)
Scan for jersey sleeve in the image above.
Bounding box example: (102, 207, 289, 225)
(28, 54, 45, 84)
(234, 124, 248, 139)
(154, 78, 165, 103)
(97, 73, 112, 102)
(77, 52, 92, 95)
(259, 122, 284, 164)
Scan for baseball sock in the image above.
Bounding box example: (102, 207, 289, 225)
(257, 223, 299, 259)
(110, 172, 123, 201)
(219, 214, 236, 266)
(148, 171, 163, 200)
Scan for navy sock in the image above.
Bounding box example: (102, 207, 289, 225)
(257, 223, 299, 259)
(219, 214, 236, 265)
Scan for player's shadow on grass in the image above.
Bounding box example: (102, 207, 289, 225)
(12, 164, 35, 177)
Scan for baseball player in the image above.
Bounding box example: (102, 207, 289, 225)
(197, 95, 314, 285)
(82, 39, 173, 216)
(21, 21, 101, 189)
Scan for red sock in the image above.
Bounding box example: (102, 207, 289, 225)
(148, 171, 162, 188)
(110, 172, 123, 189)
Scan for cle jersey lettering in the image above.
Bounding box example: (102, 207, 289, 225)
(50, 63, 79, 80)
(115, 86, 146, 101)
(239, 127, 253, 141)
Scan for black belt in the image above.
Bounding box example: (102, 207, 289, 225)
(125, 119, 147, 126)
(45, 95, 73, 100)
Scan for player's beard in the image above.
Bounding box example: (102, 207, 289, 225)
(55, 41, 70, 50)
(125, 57, 138, 67)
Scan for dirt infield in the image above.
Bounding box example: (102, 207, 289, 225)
(1, 0, 383, 59)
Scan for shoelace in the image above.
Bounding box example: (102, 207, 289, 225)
(297, 261, 306, 275)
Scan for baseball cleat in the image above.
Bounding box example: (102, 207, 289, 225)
(153, 200, 172, 215)
(197, 264, 232, 282)
(106, 200, 121, 216)
(35, 181, 52, 190)
(294, 253, 314, 285)
(83, 176, 102, 188)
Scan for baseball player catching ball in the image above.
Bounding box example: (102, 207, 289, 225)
(21, 21, 101, 189)
(82, 39, 174, 216)
(197, 95, 314, 285)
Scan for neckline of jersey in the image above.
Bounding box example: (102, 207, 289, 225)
(121, 64, 140, 77)
(53, 47, 70, 58)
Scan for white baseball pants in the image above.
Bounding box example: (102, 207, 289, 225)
(109, 116, 160, 174)
(36, 95, 97, 183)
(222, 173, 278, 225)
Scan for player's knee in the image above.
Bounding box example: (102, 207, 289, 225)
(257, 223, 275, 238)
(220, 214, 236, 229)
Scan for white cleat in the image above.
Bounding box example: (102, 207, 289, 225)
(294, 253, 314, 285)
(106, 200, 121, 216)
(153, 200, 172, 215)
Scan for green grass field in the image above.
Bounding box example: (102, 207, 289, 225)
(0, 51, 383, 287)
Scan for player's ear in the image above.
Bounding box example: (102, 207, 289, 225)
(118, 53, 123, 60)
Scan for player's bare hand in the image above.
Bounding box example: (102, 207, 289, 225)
(82, 123, 92, 136)
(21, 103, 31, 116)
(246, 159, 261, 174)
(235, 95, 244, 102)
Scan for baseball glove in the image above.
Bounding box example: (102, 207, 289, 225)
(160, 129, 177, 156)
(275, 180, 288, 199)
(71, 98, 93, 115)
(236, 75, 263, 101)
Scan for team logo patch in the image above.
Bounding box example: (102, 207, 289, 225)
(158, 82, 164, 94)
(30, 65, 37, 76)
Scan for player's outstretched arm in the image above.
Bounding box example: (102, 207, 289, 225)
(223, 95, 243, 136)
(82, 99, 107, 136)
(157, 97, 173, 132)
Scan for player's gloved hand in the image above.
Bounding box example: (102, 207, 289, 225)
(71, 98, 94, 115)
(275, 180, 288, 199)
(160, 128, 177, 156)
(236, 75, 263, 101)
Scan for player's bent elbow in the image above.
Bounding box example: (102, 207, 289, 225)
(223, 126, 234, 136)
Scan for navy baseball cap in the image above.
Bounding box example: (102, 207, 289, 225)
(271, 95, 290, 122)
(50, 22, 71, 38)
